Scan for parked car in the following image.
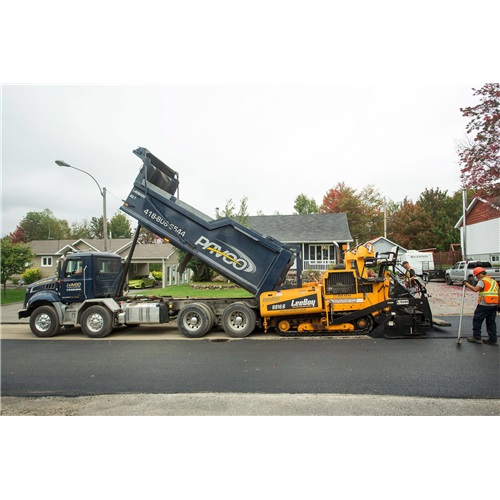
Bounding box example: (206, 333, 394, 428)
(445, 261, 500, 285)
(128, 275, 156, 289)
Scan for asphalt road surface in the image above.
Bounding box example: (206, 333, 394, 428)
(2, 311, 499, 415)
(2, 326, 499, 399)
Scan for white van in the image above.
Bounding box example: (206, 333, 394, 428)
(399, 250, 435, 276)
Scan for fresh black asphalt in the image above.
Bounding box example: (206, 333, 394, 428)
(2, 330, 499, 399)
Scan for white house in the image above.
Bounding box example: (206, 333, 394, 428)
(455, 197, 500, 263)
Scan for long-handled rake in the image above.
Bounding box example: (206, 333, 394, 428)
(457, 261, 468, 345)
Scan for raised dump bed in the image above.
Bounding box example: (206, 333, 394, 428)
(121, 147, 295, 297)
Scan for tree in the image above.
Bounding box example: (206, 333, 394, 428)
(8, 225, 26, 244)
(320, 182, 385, 243)
(89, 216, 104, 239)
(459, 83, 500, 197)
(70, 218, 92, 239)
(216, 196, 249, 226)
(388, 198, 430, 250)
(0, 238, 34, 297)
(16, 209, 71, 242)
(109, 213, 132, 238)
(175, 248, 214, 282)
(416, 188, 464, 251)
(358, 185, 385, 239)
(293, 194, 318, 214)
(320, 183, 364, 243)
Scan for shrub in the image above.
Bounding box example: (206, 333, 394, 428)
(22, 268, 42, 284)
(151, 271, 162, 281)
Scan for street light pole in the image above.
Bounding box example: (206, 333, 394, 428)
(55, 160, 108, 252)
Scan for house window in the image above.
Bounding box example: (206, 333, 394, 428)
(492, 255, 499, 263)
(41, 257, 53, 267)
(307, 245, 335, 261)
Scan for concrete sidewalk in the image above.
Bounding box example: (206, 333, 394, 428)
(2, 392, 498, 416)
(1, 303, 28, 324)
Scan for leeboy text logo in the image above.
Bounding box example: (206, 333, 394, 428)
(291, 297, 316, 308)
(195, 236, 256, 273)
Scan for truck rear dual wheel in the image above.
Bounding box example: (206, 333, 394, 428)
(222, 302, 256, 338)
(81, 305, 113, 338)
(178, 303, 214, 338)
(30, 305, 61, 337)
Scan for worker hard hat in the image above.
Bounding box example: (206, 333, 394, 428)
(473, 267, 486, 276)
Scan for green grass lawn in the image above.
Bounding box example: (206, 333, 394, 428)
(132, 283, 254, 299)
(0, 288, 27, 305)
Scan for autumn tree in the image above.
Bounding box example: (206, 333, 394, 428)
(321, 183, 363, 242)
(388, 198, 430, 250)
(293, 194, 318, 214)
(320, 182, 386, 243)
(459, 83, 500, 197)
(8, 225, 26, 244)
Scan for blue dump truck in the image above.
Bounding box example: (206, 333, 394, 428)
(20, 147, 441, 339)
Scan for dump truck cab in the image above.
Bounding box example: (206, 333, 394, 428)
(20, 252, 122, 314)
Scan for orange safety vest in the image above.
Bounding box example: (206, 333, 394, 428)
(479, 276, 499, 305)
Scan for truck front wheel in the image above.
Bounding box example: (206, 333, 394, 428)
(222, 302, 256, 338)
(81, 305, 113, 338)
(30, 305, 61, 337)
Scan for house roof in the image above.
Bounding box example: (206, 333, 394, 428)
(368, 236, 407, 253)
(28, 238, 133, 255)
(247, 214, 352, 243)
(28, 238, 175, 261)
(131, 244, 176, 260)
(454, 196, 500, 228)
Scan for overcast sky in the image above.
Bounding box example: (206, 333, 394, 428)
(1, 84, 481, 237)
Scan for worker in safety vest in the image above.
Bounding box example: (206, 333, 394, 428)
(401, 261, 425, 296)
(464, 267, 499, 346)
(402, 261, 416, 287)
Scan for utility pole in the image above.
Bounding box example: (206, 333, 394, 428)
(462, 188, 467, 260)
